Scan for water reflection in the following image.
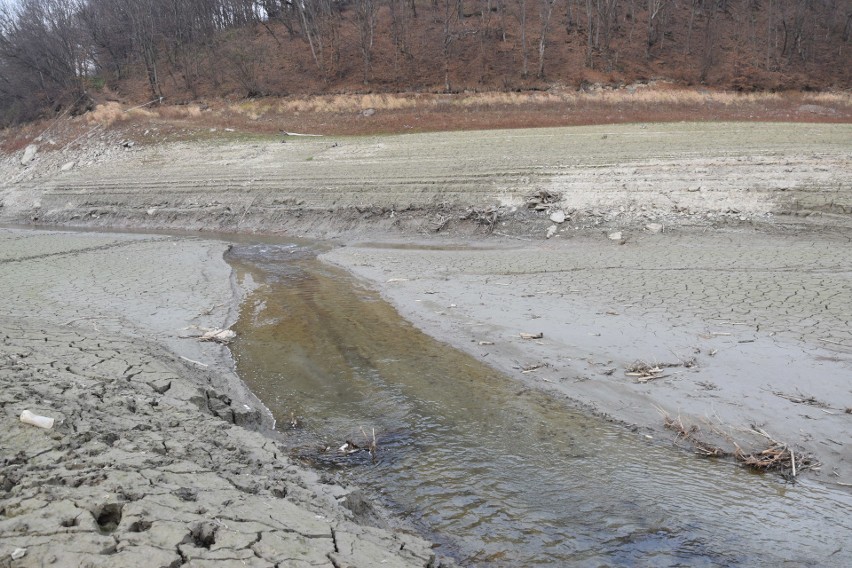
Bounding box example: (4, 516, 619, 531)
(228, 242, 851, 567)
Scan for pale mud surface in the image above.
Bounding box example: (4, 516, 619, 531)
(322, 227, 852, 486)
(0, 229, 436, 568)
(1, 122, 850, 236)
(1, 121, 851, 563)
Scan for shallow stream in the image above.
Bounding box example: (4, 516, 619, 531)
(227, 241, 850, 566)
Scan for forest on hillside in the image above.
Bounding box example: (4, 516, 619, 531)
(0, 0, 850, 126)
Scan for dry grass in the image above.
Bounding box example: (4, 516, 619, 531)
(273, 93, 420, 114)
(37, 85, 848, 146)
(85, 102, 130, 127)
(158, 83, 852, 127)
(155, 105, 204, 120)
(802, 91, 852, 106)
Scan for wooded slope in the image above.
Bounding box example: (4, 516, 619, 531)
(1, 0, 850, 125)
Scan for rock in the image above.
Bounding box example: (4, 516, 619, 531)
(146, 208, 157, 216)
(546, 225, 558, 239)
(60, 161, 75, 172)
(362, 108, 376, 117)
(11, 548, 27, 560)
(645, 223, 663, 234)
(608, 231, 623, 241)
(21, 144, 38, 165)
(549, 210, 566, 224)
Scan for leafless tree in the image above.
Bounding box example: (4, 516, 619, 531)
(354, 0, 378, 83)
(0, 0, 90, 122)
(537, 0, 557, 78)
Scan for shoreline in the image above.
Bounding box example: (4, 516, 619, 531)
(321, 226, 852, 488)
(2, 120, 851, 563)
(0, 228, 438, 567)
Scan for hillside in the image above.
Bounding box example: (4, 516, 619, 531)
(1, 0, 850, 126)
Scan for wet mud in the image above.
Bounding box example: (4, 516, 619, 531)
(227, 241, 852, 566)
(0, 228, 435, 568)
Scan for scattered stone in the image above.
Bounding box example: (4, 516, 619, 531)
(608, 231, 623, 241)
(21, 144, 38, 165)
(146, 208, 157, 216)
(362, 108, 376, 117)
(549, 210, 566, 224)
(546, 224, 558, 239)
(645, 223, 663, 234)
(11, 548, 27, 560)
(60, 161, 75, 172)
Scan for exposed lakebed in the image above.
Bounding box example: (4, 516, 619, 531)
(226, 241, 851, 567)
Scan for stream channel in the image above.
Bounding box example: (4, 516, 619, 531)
(226, 240, 850, 567)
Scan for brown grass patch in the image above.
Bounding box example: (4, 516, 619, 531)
(85, 102, 130, 127)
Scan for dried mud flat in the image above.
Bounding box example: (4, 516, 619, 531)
(1, 121, 851, 564)
(1, 122, 850, 236)
(0, 230, 436, 568)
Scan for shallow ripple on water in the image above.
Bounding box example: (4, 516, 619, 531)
(227, 243, 851, 567)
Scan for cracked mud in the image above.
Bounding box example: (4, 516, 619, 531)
(0, 229, 435, 568)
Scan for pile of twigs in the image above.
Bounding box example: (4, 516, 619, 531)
(525, 189, 562, 210)
(661, 410, 819, 479)
(733, 427, 818, 478)
(663, 414, 728, 458)
(460, 207, 500, 233)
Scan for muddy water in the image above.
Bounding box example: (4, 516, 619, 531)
(227, 242, 851, 567)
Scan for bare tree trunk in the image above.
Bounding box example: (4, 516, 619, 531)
(520, 0, 528, 76)
(354, 0, 378, 84)
(537, 0, 556, 79)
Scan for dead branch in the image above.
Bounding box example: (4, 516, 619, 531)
(525, 189, 562, 210)
(460, 207, 500, 233)
(662, 413, 728, 457)
(772, 390, 831, 408)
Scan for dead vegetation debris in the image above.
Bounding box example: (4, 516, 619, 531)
(772, 390, 831, 408)
(659, 408, 818, 479)
(624, 357, 696, 382)
(663, 414, 728, 458)
(733, 444, 816, 477)
(519, 332, 544, 340)
(460, 207, 501, 233)
(734, 427, 819, 478)
(525, 190, 562, 210)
